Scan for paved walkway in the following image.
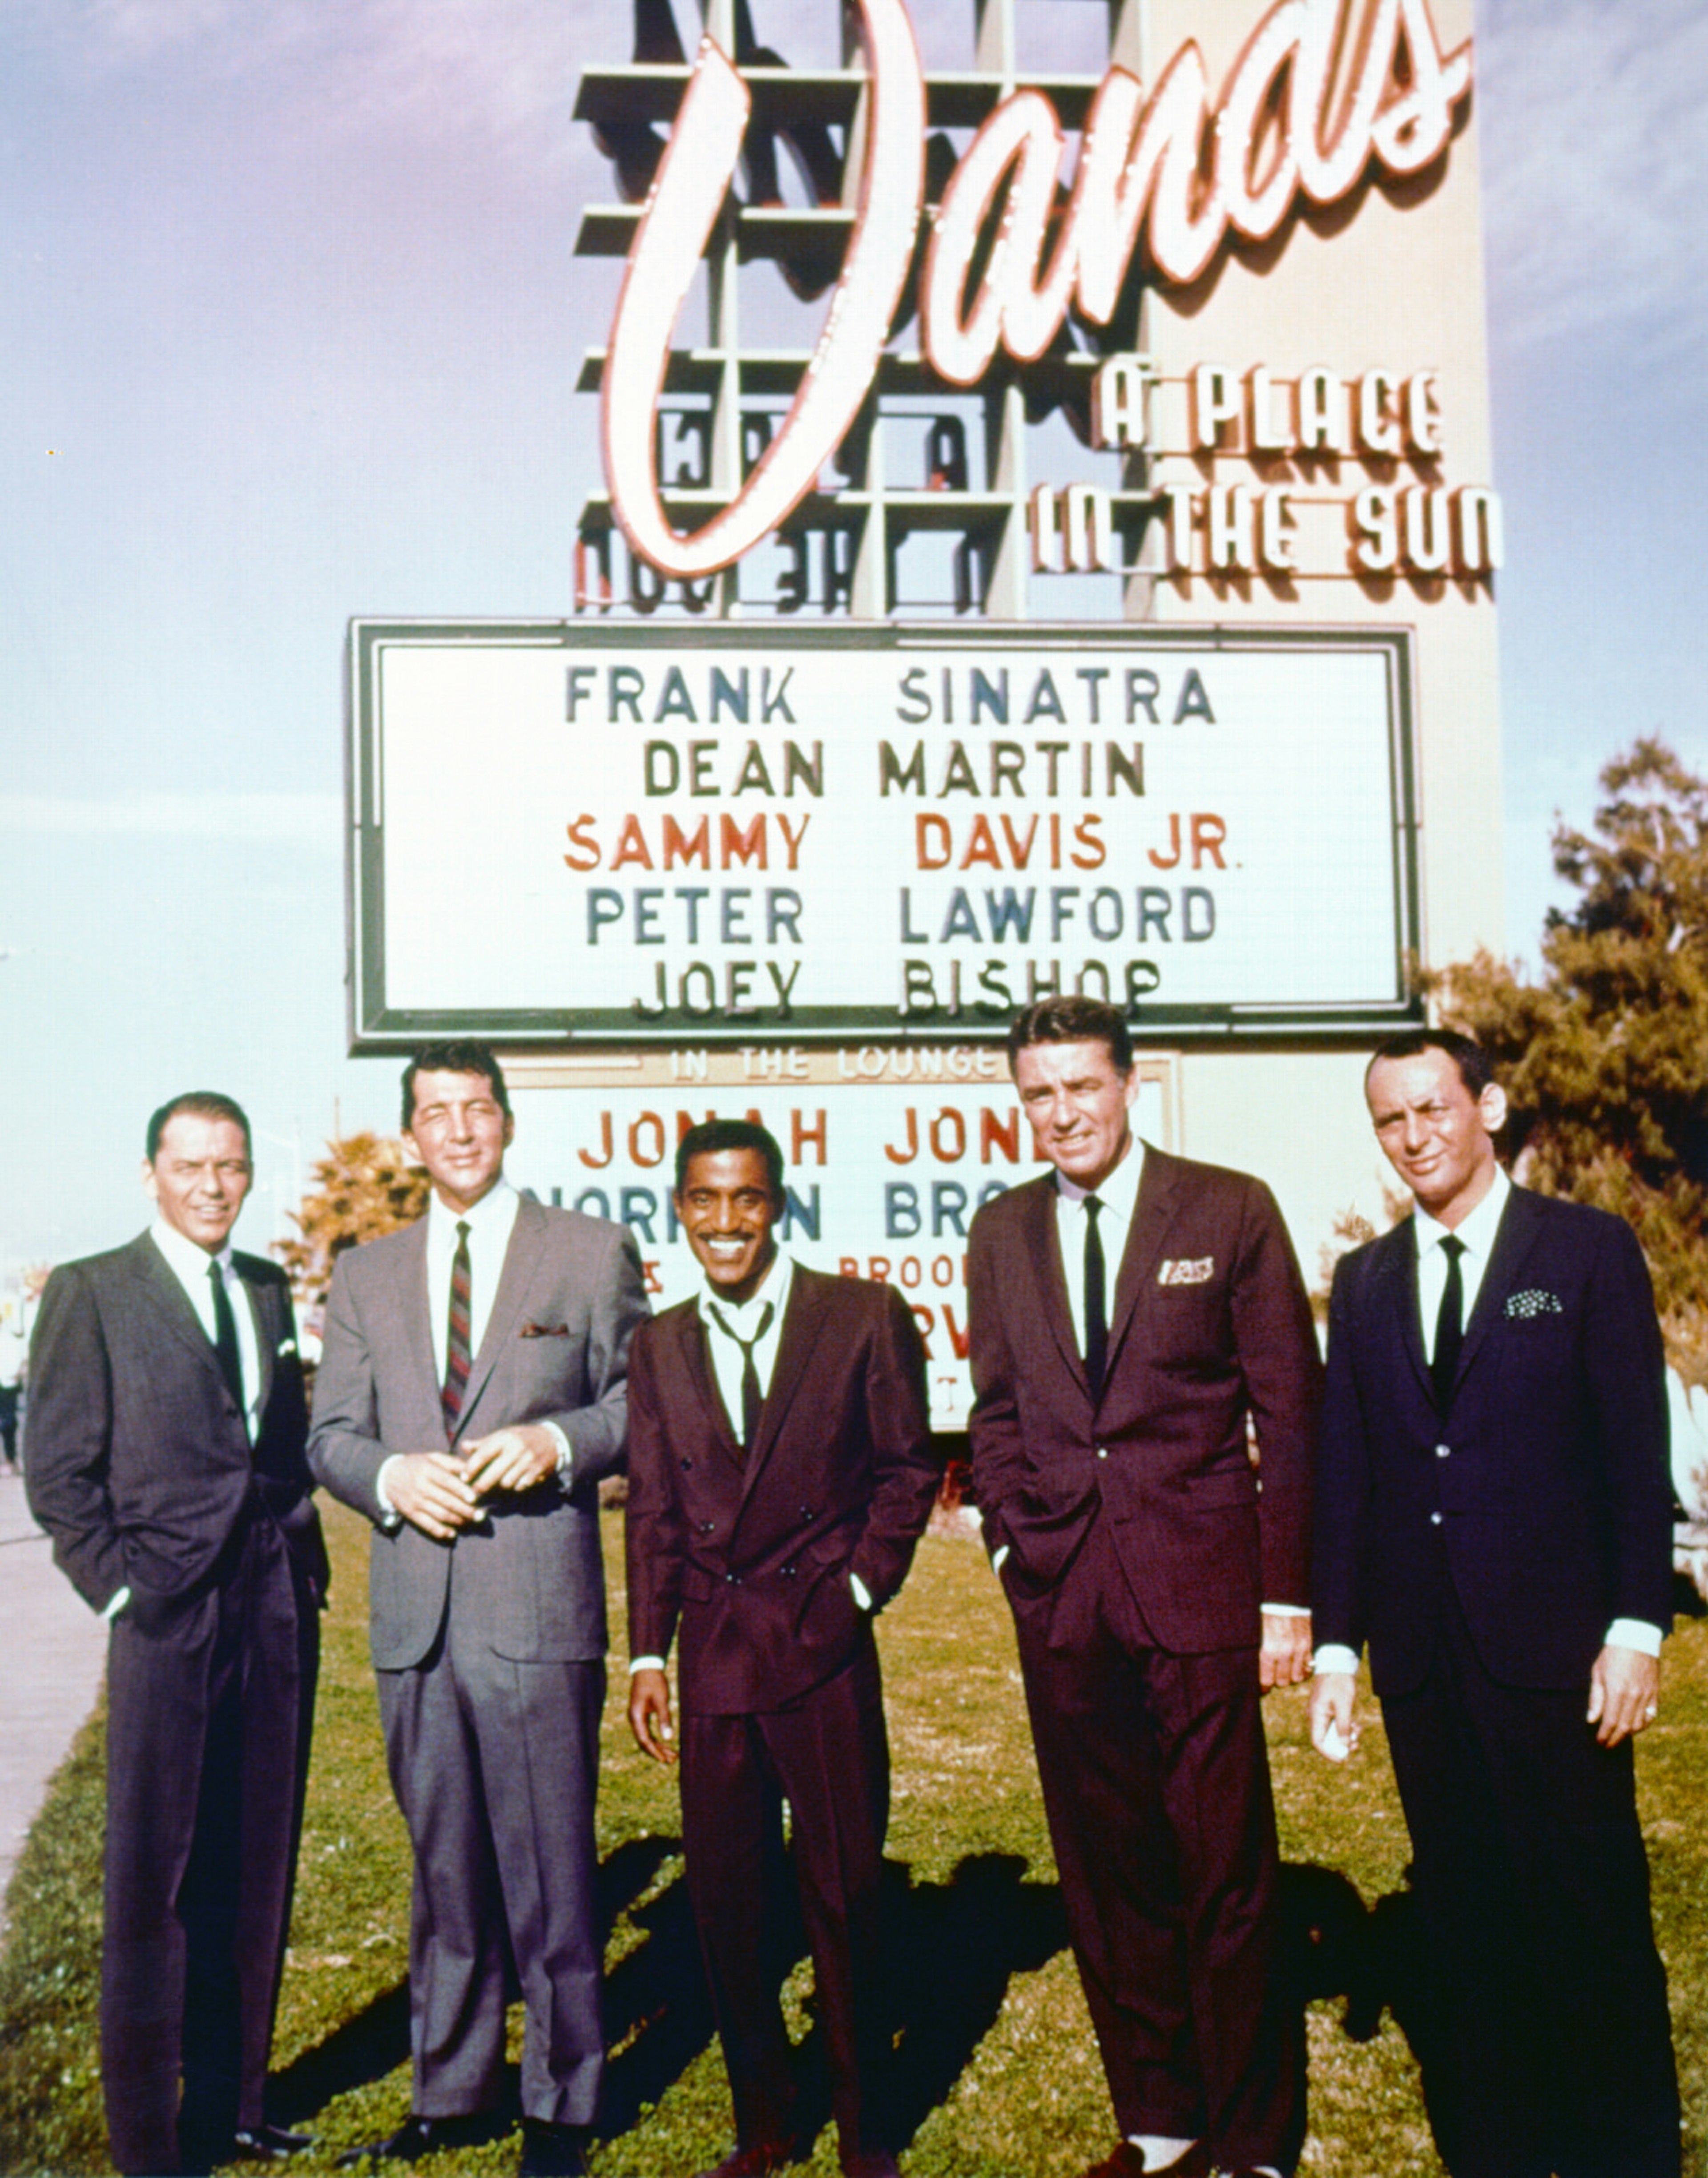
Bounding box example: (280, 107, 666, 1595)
(0, 1468, 108, 1925)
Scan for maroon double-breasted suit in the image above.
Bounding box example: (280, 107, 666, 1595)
(625, 1265, 939, 2162)
(968, 1144, 1322, 2170)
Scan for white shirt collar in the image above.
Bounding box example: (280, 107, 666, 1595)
(1054, 1132, 1145, 1222)
(696, 1248, 794, 1326)
(151, 1218, 233, 1288)
(1413, 1163, 1510, 1260)
(427, 1174, 518, 1252)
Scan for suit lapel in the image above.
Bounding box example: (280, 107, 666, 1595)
(1014, 1178, 1084, 1391)
(130, 1232, 226, 1392)
(680, 1303, 742, 1466)
(235, 1254, 276, 1414)
(1450, 1183, 1544, 1399)
(1104, 1143, 1181, 1384)
(457, 1195, 543, 1424)
(1373, 1219, 1432, 1408)
(741, 1270, 828, 1498)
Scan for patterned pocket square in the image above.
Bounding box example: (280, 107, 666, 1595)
(1504, 1288, 1563, 1319)
(520, 1320, 571, 1339)
(1158, 1257, 1214, 1286)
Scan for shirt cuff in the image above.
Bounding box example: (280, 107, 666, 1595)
(540, 1420, 572, 1484)
(1261, 1602, 1309, 1616)
(850, 1573, 872, 1611)
(1312, 1643, 1362, 1676)
(375, 1453, 403, 1529)
(628, 1654, 667, 1675)
(1606, 1618, 1663, 1658)
(103, 1586, 131, 1621)
(991, 1543, 1010, 1573)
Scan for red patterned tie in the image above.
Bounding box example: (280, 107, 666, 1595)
(442, 1220, 472, 1438)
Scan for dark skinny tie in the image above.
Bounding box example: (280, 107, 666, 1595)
(709, 1300, 775, 1454)
(1082, 1195, 1108, 1398)
(442, 1220, 472, 1436)
(1431, 1234, 1466, 1412)
(208, 1259, 243, 1409)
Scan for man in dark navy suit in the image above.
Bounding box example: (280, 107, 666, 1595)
(28, 1091, 326, 2176)
(1312, 1029, 1680, 2178)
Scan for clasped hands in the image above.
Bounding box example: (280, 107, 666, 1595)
(387, 1426, 561, 1542)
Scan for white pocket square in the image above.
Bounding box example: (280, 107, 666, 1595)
(1159, 1257, 1214, 1286)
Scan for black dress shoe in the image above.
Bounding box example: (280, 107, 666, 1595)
(694, 2142, 802, 2178)
(336, 2114, 503, 2167)
(231, 2126, 315, 2162)
(519, 2119, 592, 2178)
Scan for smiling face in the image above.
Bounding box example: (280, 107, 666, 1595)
(1365, 1045, 1507, 1227)
(144, 1114, 253, 1254)
(675, 1147, 783, 1303)
(404, 1067, 514, 1214)
(1013, 1036, 1138, 1192)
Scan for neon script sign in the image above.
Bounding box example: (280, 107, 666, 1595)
(602, 0, 1473, 580)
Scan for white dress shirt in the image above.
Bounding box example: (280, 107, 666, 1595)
(376, 1178, 569, 1519)
(1314, 1165, 1659, 1675)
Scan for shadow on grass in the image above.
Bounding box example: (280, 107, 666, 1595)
(596, 1841, 1071, 2150)
(267, 1981, 412, 2123)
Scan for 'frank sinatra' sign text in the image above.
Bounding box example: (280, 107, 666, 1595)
(603, 0, 1472, 578)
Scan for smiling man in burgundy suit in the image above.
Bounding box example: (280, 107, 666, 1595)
(27, 1091, 327, 2177)
(1310, 1030, 1680, 2178)
(626, 1118, 939, 2178)
(967, 996, 1322, 2178)
(310, 1042, 648, 2178)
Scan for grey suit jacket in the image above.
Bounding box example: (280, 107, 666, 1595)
(26, 1231, 324, 1626)
(309, 1194, 649, 1670)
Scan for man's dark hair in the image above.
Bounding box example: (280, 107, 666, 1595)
(145, 1092, 252, 1164)
(1005, 994, 1134, 1076)
(675, 1118, 786, 1198)
(1365, 1028, 1496, 1099)
(400, 1042, 512, 1131)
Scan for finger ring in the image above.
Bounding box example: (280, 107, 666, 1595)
(1645, 1704, 1658, 1719)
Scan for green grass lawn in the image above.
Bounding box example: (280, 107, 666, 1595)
(2, 1503, 1704, 2176)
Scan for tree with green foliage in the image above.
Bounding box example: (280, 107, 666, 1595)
(275, 1131, 429, 1315)
(1425, 737, 1708, 1368)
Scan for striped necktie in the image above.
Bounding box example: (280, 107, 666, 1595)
(442, 1220, 472, 1436)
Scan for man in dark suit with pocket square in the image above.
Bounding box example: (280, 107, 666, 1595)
(967, 996, 1322, 2178)
(1311, 1028, 1680, 2178)
(625, 1118, 939, 2178)
(310, 1042, 648, 2178)
(27, 1090, 327, 2177)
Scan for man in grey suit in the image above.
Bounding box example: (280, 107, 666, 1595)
(310, 1042, 648, 2178)
(28, 1091, 326, 2177)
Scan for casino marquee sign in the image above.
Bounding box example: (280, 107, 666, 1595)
(573, 0, 1493, 600)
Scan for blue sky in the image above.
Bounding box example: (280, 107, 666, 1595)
(3, 0, 1705, 1266)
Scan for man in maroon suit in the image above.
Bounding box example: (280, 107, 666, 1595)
(967, 997, 1322, 2178)
(626, 1119, 939, 2178)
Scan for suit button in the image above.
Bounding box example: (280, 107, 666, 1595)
(1430, 1512, 1443, 1525)
(681, 1458, 693, 1471)
(698, 1521, 715, 1535)
(1435, 1444, 1450, 1458)
(725, 1573, 741, 1585)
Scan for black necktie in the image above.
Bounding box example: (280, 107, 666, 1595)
(709, 1300, 774, 1453)
(1082, 1195, 1108, 1398)
(208, 1259, 243, 1409)
(442, 1221, 472, 1436)
(1431, 1234, 1466, 1412)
